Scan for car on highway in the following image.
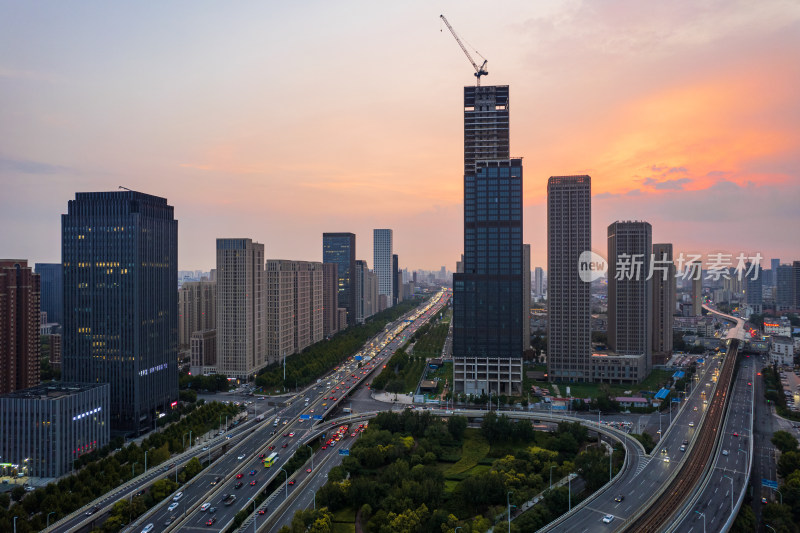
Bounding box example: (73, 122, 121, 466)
(602, 515, 614, 523)
(733, 432, 739, 437)
(722, 449, 729, 456)
(200, 503, 211, 512)
(236, 473, 244, 479)
(237, 454, 245, 460)
(250, 479, 257, 486)
(306, 468, 312, 473)
(282, 443, 288, 448)
(288, 479, 296, 485)
(259, 453, 266, 459)
(141, 525, 154, 533)
(321, 445, 327, 450)
(173, 491, 183, 501)
(663, 456, 670, 463)
(762, 497, 768, 504)
(235, 481, 244, 489)
(205, 516, 217, 526)
(258, 508, 267, 515)
(289, 432, 295, 437)
(613, 495, 624, 502)
(689, 421, 694, 427)
(168, 502, 179, 512)
(249, 469, 257, 475)
(208, 506, 216, 513)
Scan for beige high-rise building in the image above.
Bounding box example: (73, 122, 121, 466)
(216, 239, 266, 380)
(190, 329, 217, 376)
(178, 281, 216, 348)
(322, 263, 339, 337)
(265, 260, 324, 364)
(651, 243, 676, 366)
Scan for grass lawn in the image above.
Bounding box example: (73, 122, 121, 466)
(444, 429, 490, 477)
(332, 507, 357, 522)
(527, 369, 675, 399)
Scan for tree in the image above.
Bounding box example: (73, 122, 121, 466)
(772, 431, 799, 454)
(778, 451, 800, 479)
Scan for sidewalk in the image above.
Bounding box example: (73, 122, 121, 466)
(371, 392, 414, 404)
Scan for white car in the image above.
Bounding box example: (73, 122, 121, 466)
(237, 455, 245, 460)
(168, 502, 179, 512)
(689, 422, 695, 427)
(200, 502, 211, 512)
(722, 449, 729, 456)
(602, 514, 614, 523)
(141, 525, 154, 533)
(173, 491, 183, 502)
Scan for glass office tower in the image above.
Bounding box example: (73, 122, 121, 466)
(322, 233, 356, 327)
(62, 191, 178, 434)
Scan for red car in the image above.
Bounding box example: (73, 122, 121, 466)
(258, 509, 266, 515)
(306, 468, 312, 473)
(206, 517, 217, 526)
(288, 479, 296, 485)
(236, 473, 244, 479)
(268, 445, 275, 450)
(250, 480, 257, 486)
(282, 444, 288, 448)
(259, 454, 265, 459)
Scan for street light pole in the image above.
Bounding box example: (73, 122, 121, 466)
(774, 488, 783, 505)
(144, 451, 147, 473)
(550, 465, 556, 489)
(280, 467, 288, 498)
(507, 491, 513, 533)
(306, 445, 314, 471)
(309, 489, 316, 510)
(694, 510, 706, 533)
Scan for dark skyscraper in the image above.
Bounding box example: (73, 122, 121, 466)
(607, 221, 652, 377)
(323, 233, 356, 327)
(322, 262, 339, 336)
(547, 176, 592, 383)
(0, 260, 41, 395)
(454, 154, 523, 395)
(62, 191, 178, 433)
(35, 263, 62, 325)
(454, 85, 521, 396)
(651, 243, 676, 366)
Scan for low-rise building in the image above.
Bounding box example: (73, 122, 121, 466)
(0, 382, 109, 478)
(770, 336, 795, 366)
(764, 317, 792, 337)
(590, 350, 648, 384)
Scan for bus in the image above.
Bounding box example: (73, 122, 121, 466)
(263, 452, 278, 468)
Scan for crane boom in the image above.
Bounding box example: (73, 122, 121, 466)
(440, 14, 488, 85)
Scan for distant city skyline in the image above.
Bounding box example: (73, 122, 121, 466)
(2, 2, 799, 270)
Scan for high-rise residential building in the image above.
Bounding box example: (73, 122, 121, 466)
(793, 261, 800, 310)
(691, 276, 703, 317)
(0, 382, 109, 477)
(534, 267, 544, 298)
(62, 191, 178, 433)
(265, 260, 295, 365)
(366, 268, 378, 317)
(771, 258, 781, 287)
(322, 263, 339, 336)
(216, 238, 265, 380)
(34, 263, 62, 326)
(744, 262, 763, 315)
(651, 243, 676, 366)
(323, 233, 356, 327)
(547, 176, 592, 382)
(292, 261, 323, 353)
(775, 264, 794, 311)
(607, 221, 652, 376)
(0, 260, 41, 395)
(264, 260, 324, 364)
(178, 281, 216, 348)
(373, 229, 393, 305)
(453, 84, 521, 396)
(190, 330, 216, 376)
(392, 254, 399, 306)
(522, 244, 531, 351)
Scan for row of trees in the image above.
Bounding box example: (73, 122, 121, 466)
(310, 410, 616, 532)
(0, 402, 240, 533)
(371, 349, 426, 393)
(179, 372, 231, 392)
(255, 298, 423, 391)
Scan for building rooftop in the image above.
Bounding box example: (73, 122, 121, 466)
(1, 382, 106, 400)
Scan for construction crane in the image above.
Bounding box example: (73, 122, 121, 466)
(440, 14, 488, 85)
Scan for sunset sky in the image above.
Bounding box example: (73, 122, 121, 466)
(1, 1, 799, 271)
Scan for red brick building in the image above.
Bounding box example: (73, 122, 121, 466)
(0, 260, 41, 394)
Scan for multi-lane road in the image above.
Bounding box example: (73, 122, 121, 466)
(120, 290, 449, 533)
